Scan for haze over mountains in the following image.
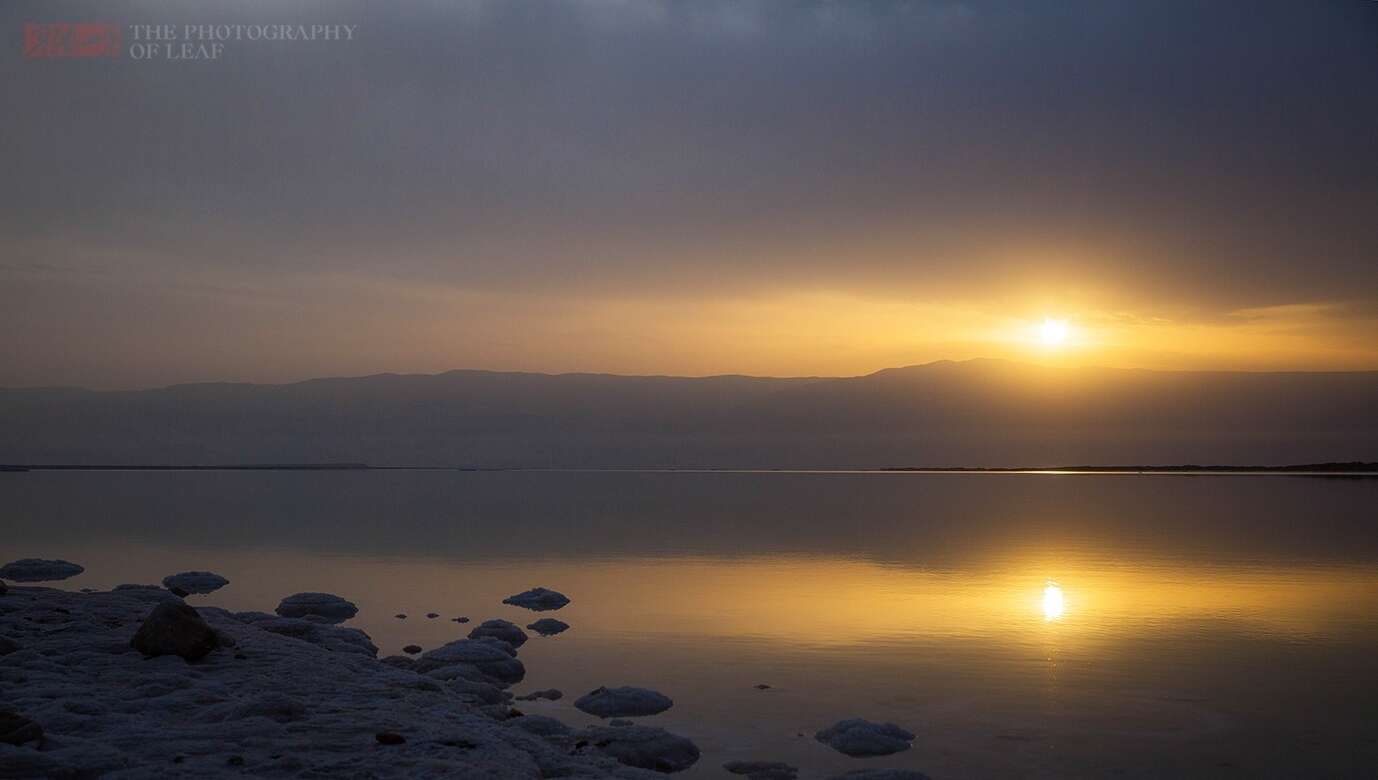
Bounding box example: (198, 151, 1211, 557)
(2, 359, 1376, 468)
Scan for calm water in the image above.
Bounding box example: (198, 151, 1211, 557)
(4, 471, 1378, 778)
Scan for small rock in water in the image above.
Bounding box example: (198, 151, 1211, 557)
(754, 683, 772, 690)
(515, 688, 562, 701)
(402, 644, 423, 655)
(130, 601, 221, 661)
(468, 618, 528, 648)
(527, 617, 570, 636)
(575, 686, 674, 718)
(0, 558, 84, 582)
(452, 616, 470, 623)
(426, 612, 439, 619)
(0, 710, 43, 746)
(161, 571, 229, 595)
(395, 613, 407, 619)
(725, 761, 799, 780)
(814, 719, 915, 757)
(376, 731, 406, 745)
(578, 724, 700, 773)
(826, 771, 933, 780)
(274, 592, 358, 624)
(418, 638, 526, 686)
(502, 587, 570, 611)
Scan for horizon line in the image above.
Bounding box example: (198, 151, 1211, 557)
(7, 356, 1378, 394)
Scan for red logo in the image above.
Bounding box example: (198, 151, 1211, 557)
(24, 23, 122, 58)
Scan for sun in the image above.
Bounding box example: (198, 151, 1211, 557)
(1039, 318, 1070, 346)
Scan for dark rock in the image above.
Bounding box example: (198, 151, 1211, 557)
(274, 592, 358, 624)
(0, 558, 83, 582)
(754, 684, 772, 690)
(0, 710, 43, 746)
(502, 587, 570, 611)
(403, 644, 423, 655)
(814, 719, 915, 757)
(161, 571, 229, 595)
(0, 636, 19, 655)
(130, 602, 220, 661)
(396, 614, 407, 619)
(426, 612, 439, 619)
(515, 688, 563, 701)
(0, 580, 7, 596)
(579, 725, 699, 773)
(376, 732, 406, 745)
(468, 618, 528, 648)
(527, 618, 570, 636)
(452, 616, 470, 623)
(575, 686, 674, 718)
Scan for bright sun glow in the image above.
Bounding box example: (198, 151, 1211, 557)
(1039, 318, 1070, 346)
(1042, 581, 1065, 620)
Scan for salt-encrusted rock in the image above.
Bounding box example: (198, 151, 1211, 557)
(827, 770, 933, 780)
(235, 614, 377, 657)
(515, 688, 563, 701)
(0, 558, 83, 582)
(418, 638, 525, 685)
(527, 618, 570, 636)
(725, 760, 799, 780)
(0, 710, 43, 746)
(575, 686, 674, 718)
(609, 719, 633, 727)
(380, 655, 416, 670)
(161, 571, 229, 595)
(507, 714, 572, 737)
(468, 618, 529, 648)
(814, 719, 915, 757)
(274, 592, 358, 624)
(0, 636, 18, 655)
(579, 724, 700, 773)
(503, 587, 570, 611)
(130, 601, 221, 661)
(403, 644, 423, 655)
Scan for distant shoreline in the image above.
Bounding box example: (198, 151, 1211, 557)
(3, 462, 1376, 476)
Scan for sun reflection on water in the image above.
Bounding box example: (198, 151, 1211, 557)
(1043, 581, 1065, 620)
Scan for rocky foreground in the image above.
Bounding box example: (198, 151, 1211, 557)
(0, 584, 688, 779)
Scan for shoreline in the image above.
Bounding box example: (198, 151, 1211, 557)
(0, 585, 680, 778)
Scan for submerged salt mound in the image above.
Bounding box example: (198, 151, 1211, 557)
(578, 724, 700, 773)
(814, 719, 915, 757)
(575, 686, 674, 718)
(469, 618, 529, 648)
(162, 571, 229, 595)
(418, 638, 526, 686)
(528, 617, 570, 636)
(0, 558, 84, 583)
(503, 587, 571, 611)
(827, 770, 933, 780)
(274, 592, 359, 624)
(0, 585, 642, 778)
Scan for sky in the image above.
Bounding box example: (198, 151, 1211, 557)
(3, 0, 1377, 388)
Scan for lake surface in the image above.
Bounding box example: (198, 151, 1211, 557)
(4, 470, 1378, 778)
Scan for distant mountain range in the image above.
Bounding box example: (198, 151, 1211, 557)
(2, 359, 1376, 468)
